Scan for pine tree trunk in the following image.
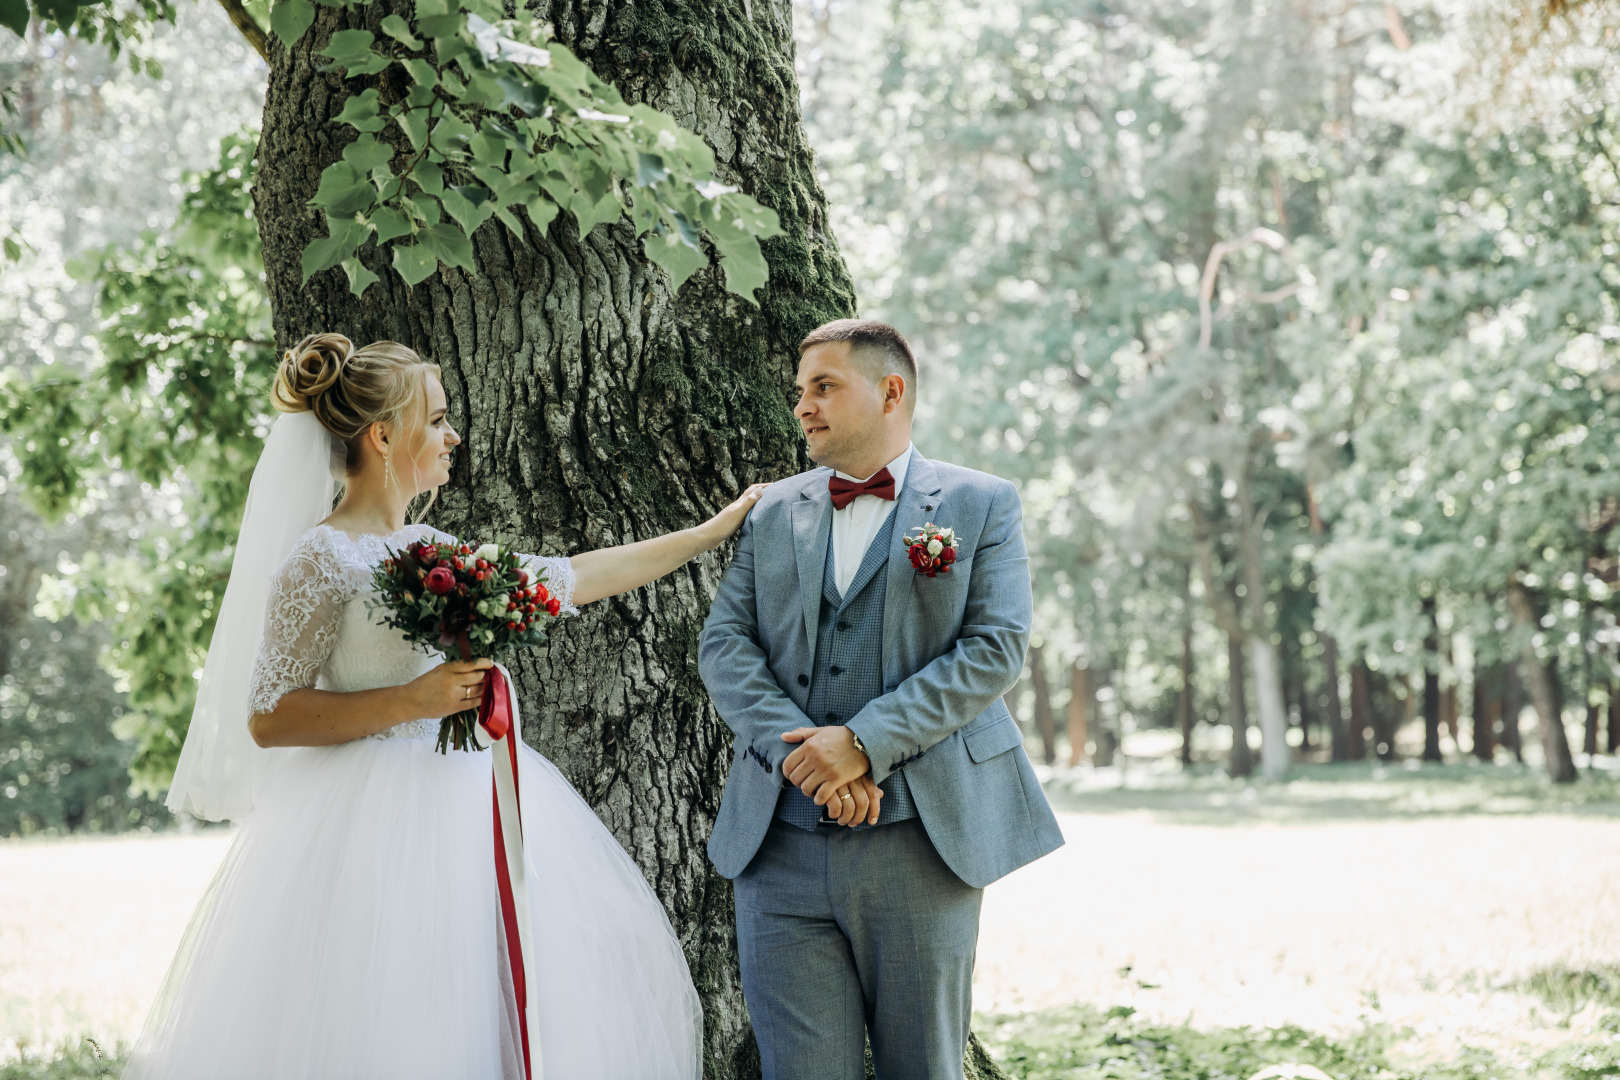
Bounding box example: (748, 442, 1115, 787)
(1067, 661, 1090, 768)
(1323, 634, 1346, 762)
(1506, 579, 1577, 784)
(1348, 657, 1369, 761)
(253, 2, 861, 1072)
(1421, 597, 1442, 762)
(1503, 660, 1525, 763)
(1369, 668, 1397, 762)
(1607, 683, 1619, 754)
(1029, 643, 1057, 766)
(1227, 631, 1253, 777)
(1178, 610, 1195, 767)
(1234, 472, 1287, 781)
(1472, 659, 1497, 762)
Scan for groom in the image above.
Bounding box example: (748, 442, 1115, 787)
(700, 319, 1063, 1079)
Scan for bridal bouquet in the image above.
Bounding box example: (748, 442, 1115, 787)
(368, 539, 562, 753)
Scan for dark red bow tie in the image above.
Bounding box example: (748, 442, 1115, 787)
(828, 468, 896, 510)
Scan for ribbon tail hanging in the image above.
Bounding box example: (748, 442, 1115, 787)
(478, 663, 543, 1080)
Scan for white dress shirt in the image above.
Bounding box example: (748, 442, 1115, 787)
(830, 443, 915, 596)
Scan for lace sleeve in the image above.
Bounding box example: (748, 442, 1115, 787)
(419, 526, 577, 615)
(247, 530, 349, 716)
(521, 554, 578, 616)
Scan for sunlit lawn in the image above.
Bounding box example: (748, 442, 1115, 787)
(8, 760, 1620, 1078)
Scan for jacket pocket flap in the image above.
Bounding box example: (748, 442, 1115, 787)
(963, 717, 1023, 763)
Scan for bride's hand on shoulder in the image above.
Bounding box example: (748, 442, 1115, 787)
(568, 481, 770, 606)
(403, 658, 493, 719)
(700, 483, 770, 549)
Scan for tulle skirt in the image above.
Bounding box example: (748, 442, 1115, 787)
(124, 734, 703, 1079)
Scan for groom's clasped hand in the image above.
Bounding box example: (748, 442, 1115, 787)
(781, 724, 884, 826)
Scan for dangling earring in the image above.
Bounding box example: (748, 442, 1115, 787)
(384, 453, 397, 495)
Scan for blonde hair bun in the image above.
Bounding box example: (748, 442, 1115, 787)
(268, 332, 440, 480)
(273, 332, 353, 415)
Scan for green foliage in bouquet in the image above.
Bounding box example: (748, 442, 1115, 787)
(276, 0, 782, 300)
(368, 537, 558, 753)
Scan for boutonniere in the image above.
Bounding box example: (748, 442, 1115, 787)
(903, 522, 959, 578)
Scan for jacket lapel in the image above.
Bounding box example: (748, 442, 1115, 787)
(792, 480, 834, 651)
(881, 450, 944, 686)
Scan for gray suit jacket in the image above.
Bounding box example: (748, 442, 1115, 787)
(700, 450, 1064, 888)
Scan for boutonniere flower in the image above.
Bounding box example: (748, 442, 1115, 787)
(903, 522, 959, 578)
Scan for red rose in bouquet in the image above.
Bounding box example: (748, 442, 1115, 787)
(368, 539, 559, 753)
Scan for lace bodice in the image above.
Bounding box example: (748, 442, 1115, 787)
(246, 523, 577, 740)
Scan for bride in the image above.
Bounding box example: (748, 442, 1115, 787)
(124, 334, 765, 1080)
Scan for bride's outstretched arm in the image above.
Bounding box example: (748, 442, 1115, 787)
(569, 484, 769, 607)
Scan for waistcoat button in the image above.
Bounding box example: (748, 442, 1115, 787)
(829, 665, 843, 676)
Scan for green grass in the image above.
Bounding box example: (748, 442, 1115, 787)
(1517, 966, 1620, 1020)
(12, 1012, 1620, 1080)
(0, 1040, 121, 1080)
(977, 1004, 1620, 1080)
(1042, 760, 1620, 824)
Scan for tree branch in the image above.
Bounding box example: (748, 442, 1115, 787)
(215, 0, 268, 61)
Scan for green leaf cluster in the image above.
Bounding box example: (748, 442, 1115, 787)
(276, 0, 781, 300)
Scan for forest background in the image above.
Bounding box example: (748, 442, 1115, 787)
(5, 0, 1620, 1078)
(5, 0, 1620, 834)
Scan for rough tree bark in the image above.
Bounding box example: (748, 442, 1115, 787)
(247, 1, 938, 1073)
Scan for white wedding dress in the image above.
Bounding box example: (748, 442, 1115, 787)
(124, 523, 703, 1080)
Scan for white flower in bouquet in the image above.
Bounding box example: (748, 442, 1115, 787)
(927, 538, 944, 556)
(474, 542, 501, 564)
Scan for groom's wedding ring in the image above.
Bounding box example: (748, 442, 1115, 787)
(839, 793, 853, 801)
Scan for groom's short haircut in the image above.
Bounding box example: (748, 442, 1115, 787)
(798, 319, 918, 413)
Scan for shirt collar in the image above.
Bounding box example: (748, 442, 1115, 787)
(834, 443, 915, 497)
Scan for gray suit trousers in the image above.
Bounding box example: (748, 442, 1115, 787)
(733, 818, 983, 1080)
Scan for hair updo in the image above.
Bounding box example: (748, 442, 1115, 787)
(272, 333, 441, 479)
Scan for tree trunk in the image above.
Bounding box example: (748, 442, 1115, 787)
(1608, 683, 1619, 755)
(1348, 657, 1369, 761)
(1369, 668, 1397, 762)
(1421, 597, 1442, 762)
(1505, 579, 1577, 784)
(1090, 668, 1116, 768)
(1067, 661, 1090, 768)
(1472, 659, 1497, 762)
(1323, 634, 1347, 762)
(1234, 471, 1288, 781)
(1227, 631, 1253, 777)
(1178, 611, 1195, 767)
(255, 2, 863, 1071)
(1004, 672, 1024, 736)
(1029, 643, 1057, 766)
(1502, 660, 1525, 763)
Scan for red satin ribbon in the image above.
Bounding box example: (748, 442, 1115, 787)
(479, 667, 532, 1079)
(828, 467, 896, 510)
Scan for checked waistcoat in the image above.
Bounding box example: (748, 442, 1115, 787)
(775, 510, 917, 831)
